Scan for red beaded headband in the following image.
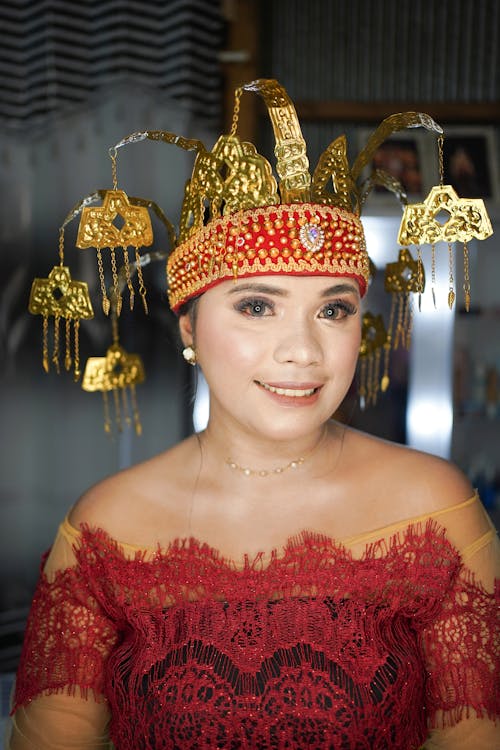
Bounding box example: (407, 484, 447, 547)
(167, 203, 369, 312)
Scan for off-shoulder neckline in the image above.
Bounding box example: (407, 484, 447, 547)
(60, 491, 484, 555)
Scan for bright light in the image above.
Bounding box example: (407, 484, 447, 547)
(364, 215, 456, 458)
(193, 370, 209, 431)
(362, 216, 403, 266)
(407, 396, 453, 445)
(406, 242, 455, 458)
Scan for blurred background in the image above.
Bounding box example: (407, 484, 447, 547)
(0, 0, 499, 724)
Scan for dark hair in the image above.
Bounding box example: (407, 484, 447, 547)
(177, 296, 200, 328)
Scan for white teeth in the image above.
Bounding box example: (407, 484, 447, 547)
(260, 382, 316, 397)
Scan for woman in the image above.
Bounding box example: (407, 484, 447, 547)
(9, 80, 499, 749)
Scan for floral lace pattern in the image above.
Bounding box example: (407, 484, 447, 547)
(14, 521, 499, 749)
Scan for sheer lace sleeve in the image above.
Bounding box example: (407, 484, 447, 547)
(422, 496, 500, 749)
(7, 520, 118, 749)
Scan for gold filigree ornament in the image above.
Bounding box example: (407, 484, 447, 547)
(398, 136, 493, 311)
(82, 341, 145, 436)
(28, 229, 94, 379)
(358, 312, 389, 410)
(76, 181, 153, 316)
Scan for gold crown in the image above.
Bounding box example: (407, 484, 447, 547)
(99, 79, 447, 312)
(164, 79, 449, 310)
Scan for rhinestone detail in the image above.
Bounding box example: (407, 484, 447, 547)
(299, 223, 325, 252)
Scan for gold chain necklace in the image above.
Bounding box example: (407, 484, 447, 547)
(225, 428, 328, 478)
(225, 455, 306, 477)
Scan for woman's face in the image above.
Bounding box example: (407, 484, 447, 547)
(179, 275, 362, 442)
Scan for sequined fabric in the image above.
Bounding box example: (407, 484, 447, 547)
(13, 520, 499, 749)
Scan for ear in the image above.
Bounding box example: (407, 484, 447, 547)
(178, 313, 194, 348)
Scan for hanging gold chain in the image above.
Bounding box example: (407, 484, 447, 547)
(448, 243, 456, 309)
(437, 134, 444, 185)
(96, 247, 110, 315)
(58, 227, 65, 265)
(42, 315, 49, 373)
(52, 315, 60, 372)
(65, 318, 72, 371)
(110, 148, 118, 190)
(135, 250, 148, 314)
(463, 242, 471, 312)
(123, 247, 135, 310)
(110, 246, 122, 317)
(230, 87, 243, 137)
(73, 319, 81, 381)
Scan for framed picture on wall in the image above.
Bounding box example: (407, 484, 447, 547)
(441, 126, 500, 203)
(357, 129, 434, 207)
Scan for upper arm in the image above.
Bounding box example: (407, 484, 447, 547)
(8, 693, 111, 750)
(412, 454, 499, 590)
(10, 523, 118, 749)
(417, 465, 500, 742)
(424, 714, 500, 750)
(389, 449, 500, 743)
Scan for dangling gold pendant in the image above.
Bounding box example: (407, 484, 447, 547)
(358, 312, 388, 408)
(76, 189, 153, 315)
(29, 265, 94, 379)
(381, 247, 422, 388)
(82, 342, 145, 435)
(398, 185, 493, 310)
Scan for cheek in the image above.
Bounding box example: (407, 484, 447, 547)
(196, 317, 264, 377)
(329, 326, 361, 374)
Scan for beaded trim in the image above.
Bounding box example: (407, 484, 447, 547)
(167, 203, 369, 312)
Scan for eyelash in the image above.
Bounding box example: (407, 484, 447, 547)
(319, 300, 357, 320)
(234, 298, 272, 317)
(234, 297, 357, 320)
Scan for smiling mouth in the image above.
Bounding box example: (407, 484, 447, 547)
(257, 381, 320, 397)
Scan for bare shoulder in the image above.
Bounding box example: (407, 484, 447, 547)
(69, 435, 200, 543)
(340, 425, 473, 517)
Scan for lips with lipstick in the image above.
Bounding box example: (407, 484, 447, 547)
(256, 381, 321, 398)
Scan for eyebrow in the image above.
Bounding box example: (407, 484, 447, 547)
(226, 282, 288, 296)
(319, 283, 360, 298)
(226, 281, 359, 298)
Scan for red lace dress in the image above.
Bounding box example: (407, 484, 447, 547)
(9, 494, 500, 750)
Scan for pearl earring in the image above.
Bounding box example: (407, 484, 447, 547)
(182, 346, 197, 365)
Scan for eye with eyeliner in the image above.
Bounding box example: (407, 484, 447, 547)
(234, 297, 273, 317)
(319, 299, 357, 320)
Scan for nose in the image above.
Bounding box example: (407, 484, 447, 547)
(273, 318, 323, 366)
